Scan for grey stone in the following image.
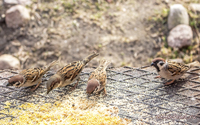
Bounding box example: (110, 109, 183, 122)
(5, 5, 30, 28)
(169, 59, 184, 63)
(189, 3, 200, 12)
(3, 0, 32, 6)
(0, 37, 7, 51)
(168, 4, 189, 30)
(0, 54, 20, 70)
(167, 24, 193, 49)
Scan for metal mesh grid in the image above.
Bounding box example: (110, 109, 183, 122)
(0, 66, 200, 124)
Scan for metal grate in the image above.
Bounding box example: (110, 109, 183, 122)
(0, 66, 200, 124)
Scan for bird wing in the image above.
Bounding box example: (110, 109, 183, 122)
(92, 72, 106, 94)
(89, 68, 107, 88)
(97, 73, 107, 92)
(167, 61, 190, 76)
(23, 68, 45, 82)
(57, 61, 85, 82)
(88, 71, 96, 81)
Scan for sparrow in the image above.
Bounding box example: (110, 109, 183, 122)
(46, 52, 99, 94)
(151, 58, 200, 85)
(86, 59, 110, 95)
(6, 60, 58, 91)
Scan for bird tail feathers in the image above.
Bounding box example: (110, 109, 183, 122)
(45, 60, 58, 72)
(99, 59, 110, 70)
(83, 52, 99, 65)
(188, 61, 200, 68)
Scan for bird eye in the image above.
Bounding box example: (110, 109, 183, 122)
(159, 62, 164, 66)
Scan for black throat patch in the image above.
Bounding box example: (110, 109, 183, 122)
(154, 64, 160, 72)
(152, 60, 162, 72)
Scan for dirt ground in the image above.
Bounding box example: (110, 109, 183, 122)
(0, 0, 199, 69)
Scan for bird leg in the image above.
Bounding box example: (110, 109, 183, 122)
(14, 82, 21, 87)
(71, 77, 80, 90)
(154, 75, 161, 79)
(164, 79, 175, 85)
(103, 88, 107, 96)
(31, 80, 41, 92)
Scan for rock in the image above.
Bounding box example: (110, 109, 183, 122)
(189, 3, 200, 12)
(168, 4, 189, 30)
(3, 0, 32, 6)
(0, 54, 20, 70)
(169, 59, 184, 63)
(167, 24, 193, 49)
(0, 37, 7, 51)
(5, 5, 30, 28)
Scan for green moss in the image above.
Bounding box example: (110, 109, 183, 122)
(174, 50, 178, 57)
(91, 12, 103, 20)
(162, 8, 169, 17)
(187, 46, 193, 50)
(98, 43, 102, 48)
(53, 5, 60, 11)
(190, 20, 196, 27)
(121, 62, 126, 67)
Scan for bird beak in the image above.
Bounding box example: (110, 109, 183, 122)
(46, 89, 52, 94)
(5, 82, 11, 86)
(86, 89, 91, 94)
(151, 62, 154, 66)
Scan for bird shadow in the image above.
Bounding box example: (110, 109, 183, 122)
(152, 77, 190, 97)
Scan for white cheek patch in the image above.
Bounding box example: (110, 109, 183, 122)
(157, 64, 163, 70)
(164, 63, 168, 71)
(158, 61, 168, 71)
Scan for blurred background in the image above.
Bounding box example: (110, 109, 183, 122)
(0, 0, 200, 70)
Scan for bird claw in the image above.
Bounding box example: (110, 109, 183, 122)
(30, 86, 38, 92)
(70, 83, 78, 91)
(30, 81, 41, 92)
(154, 75, 161, 79)
(103, 93, 107, 97)
(70, 79, 80, 91)
(164, 80, 175, 85)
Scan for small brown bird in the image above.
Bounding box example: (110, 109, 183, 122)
(151, 58, 200, 85)
(86, 59, 110, 95)
(6, 60, 58, 91)
(46, 52, 99, 94)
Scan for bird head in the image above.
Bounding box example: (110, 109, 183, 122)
(151, 58, 166, 72)
(6, 75, 24, 86)
(46, 74, 61, 94)
(86, 79, 100, 94)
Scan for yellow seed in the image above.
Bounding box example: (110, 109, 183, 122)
(0, 98, 132, 124)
